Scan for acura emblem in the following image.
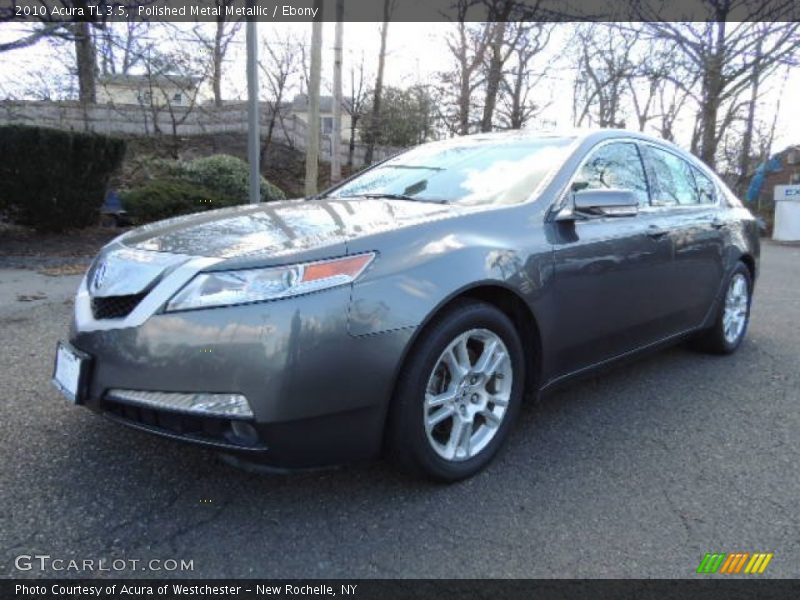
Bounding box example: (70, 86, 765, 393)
(92, 260, 108, 292)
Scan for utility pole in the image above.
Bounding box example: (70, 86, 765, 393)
(305, 1, 324, 197)
(246, 5, 260, 204)
(331, 0, 345, 183)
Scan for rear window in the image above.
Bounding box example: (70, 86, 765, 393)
(691, 167, 717, 204)
(642, 145, 718, 206)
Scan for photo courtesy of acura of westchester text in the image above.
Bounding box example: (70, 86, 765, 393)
(1, 0, 799, 594)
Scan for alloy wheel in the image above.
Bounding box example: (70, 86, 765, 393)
(423, 328, 513, 462)
(723, 273, 749, 345)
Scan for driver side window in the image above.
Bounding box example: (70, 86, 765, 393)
(573, 142, 650, 207)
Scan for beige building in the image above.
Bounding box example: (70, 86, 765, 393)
(290, 94, 355, 140)
(97, 74, 205, 107)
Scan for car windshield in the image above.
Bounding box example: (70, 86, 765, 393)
(326, 135, 575, 206)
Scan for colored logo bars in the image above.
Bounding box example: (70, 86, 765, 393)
(696, 552, 773, 574)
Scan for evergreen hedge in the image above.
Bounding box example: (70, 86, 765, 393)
(120, 179, 240, 224)
(0, 125, 126, 232)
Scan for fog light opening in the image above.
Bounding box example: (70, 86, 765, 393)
(229, 420, 260, 446)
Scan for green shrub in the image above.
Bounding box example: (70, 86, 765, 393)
(120, 179, 239, 224)
(178, 154, 285, 202)
(0, 125, 125, 232)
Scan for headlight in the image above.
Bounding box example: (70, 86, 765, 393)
(165, 252, 375, 312)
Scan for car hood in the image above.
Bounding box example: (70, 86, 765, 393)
(120, 197, 465, 260)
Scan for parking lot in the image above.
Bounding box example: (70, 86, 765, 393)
(1, 241, 798, 579)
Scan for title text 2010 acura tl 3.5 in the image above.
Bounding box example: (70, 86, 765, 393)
(53, 129, 759, 481)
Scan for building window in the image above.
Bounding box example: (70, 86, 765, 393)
(173, 93, 183, 104)
(320, 117, 333, 135)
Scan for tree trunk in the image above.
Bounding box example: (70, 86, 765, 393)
(364, 0, 391, 165)
(348, 115, 358, 167)
(737, 37, 763, 198)
(74, 21, 97, 105)
(481, 21, 506, 132)
(331, 0, 344, 182)
(458, 69, 471, 135)
(213, 18, 225, 107)
(305, 2, 324, 196)
(456, 23, 471, 135)
(699, 21, 726, 167)
(509, 63, 525, 128)
(261, 93, 282, 164)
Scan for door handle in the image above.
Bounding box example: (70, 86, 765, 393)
(711, 218, 726, 229)
(646, 225, 669, 239)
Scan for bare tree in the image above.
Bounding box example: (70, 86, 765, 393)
(438, 10, 491, 136)
(259, 30, 304, 157)
(343, 55, 369, 167)
(71, 21, 97, 104)
(480, 0, 556, 131)
(0, 24, 61, 53)
(0, 1, 161, 114)
(191, 2, 241, 108)
(480, 21, 508, 131)
(96, 22, 150, 76)
(646, 12, 800, 167)
(135, 29, 211, 155)
(496, 23, 551, 129)
(654, 78, 694, 142)
(617, 31, 696, 134)
(363, 0, 395, 165)
(572, 23, 639, 129)
(736, 32, 765, 196)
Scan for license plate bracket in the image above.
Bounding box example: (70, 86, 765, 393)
(52, 342, 92, 404)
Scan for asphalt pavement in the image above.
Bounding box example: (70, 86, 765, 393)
(1, 242, 798, 579)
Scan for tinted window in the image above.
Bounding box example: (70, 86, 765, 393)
(692, 167, 716, 204)
(573, 142, 649, 206)
(643, 146, 701, 206)
(327, 137, 575, 206)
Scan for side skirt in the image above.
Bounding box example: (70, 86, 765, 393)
(537, 326, 701, 395)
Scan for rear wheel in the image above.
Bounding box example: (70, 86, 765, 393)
(693, 262, 752, 354)
(388, 300, 524, 481)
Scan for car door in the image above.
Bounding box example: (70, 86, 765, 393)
(549, 141, 675, 377)
(639, 144, 726, 331)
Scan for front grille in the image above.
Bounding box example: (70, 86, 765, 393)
(91, 292, 147, 320)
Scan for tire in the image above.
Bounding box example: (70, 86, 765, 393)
(692, 262, 753, 354)
(387, 299, 525, 481)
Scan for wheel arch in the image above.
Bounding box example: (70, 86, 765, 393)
(381, 281, 543, 451)
(738, 252, 756, 281)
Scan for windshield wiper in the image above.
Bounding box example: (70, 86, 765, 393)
(384, 165, 445, 171)
(357, 193, 447, 204)
(354, 193, 448, 204)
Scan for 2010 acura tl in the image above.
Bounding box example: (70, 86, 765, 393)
(53, 129, 759, 480)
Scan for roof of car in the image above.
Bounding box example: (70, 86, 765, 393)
(436, 127, 690, 158)
(461, 127, 662, 143)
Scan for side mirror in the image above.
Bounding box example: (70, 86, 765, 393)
(557, 188, 640, 220)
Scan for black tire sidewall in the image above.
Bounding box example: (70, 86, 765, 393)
(391, 301, 525, 481)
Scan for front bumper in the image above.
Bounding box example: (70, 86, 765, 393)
(69, 283, 414, 468)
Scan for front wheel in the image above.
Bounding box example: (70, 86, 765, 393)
(387, 300, 525, 481)
(693, 262, 753, 354)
